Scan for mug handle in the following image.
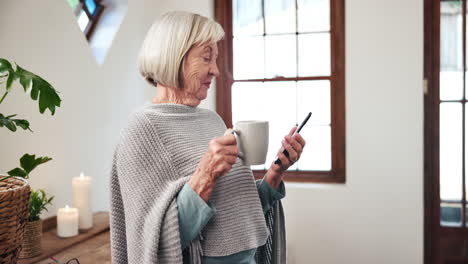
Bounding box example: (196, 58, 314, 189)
(224, 128, 245, 161)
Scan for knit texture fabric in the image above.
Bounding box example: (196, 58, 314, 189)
(110, 103, 278, 263)
(255, 191, 287, 264)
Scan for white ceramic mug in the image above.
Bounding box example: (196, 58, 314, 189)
(226, 120, 269, 166)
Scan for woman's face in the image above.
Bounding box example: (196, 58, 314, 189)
(181, 41, 220, 102)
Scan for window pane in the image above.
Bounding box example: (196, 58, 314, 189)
(233, 0, 264, 36)
(263, 82, 298, 171)
(465, 105, 468, 201)
(297, 125, 331, 170)
(298, 33, 330, 77)
(232, 81, 297, 170)
(85, 0, 97, 15)
(441, 1, 462, 71)
(441, 203, 462, 227)
(297, 80, 331, 125)
(67, 0, 79, 9)
(232, 82, 265, 170)
(466, 4, 468, 92)
(466, 206, 468, 226)
(297, 0, 330, 32)
(440, 1, 463, 100)
(264, 0, 296, 34)
(78, 10, 90, 32)
(440, 103, 463, 200)
(233, 36, 264, 80)
(232, 82, 268, 125)
(440, 71, 463, 100)
(265, 34, 296, 78)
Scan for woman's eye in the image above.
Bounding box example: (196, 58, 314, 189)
(203, 57, 211, 62)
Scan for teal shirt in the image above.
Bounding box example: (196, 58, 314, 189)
(176, 177, 286, 263)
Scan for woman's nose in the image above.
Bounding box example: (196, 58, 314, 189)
(210, 62, 220, 77)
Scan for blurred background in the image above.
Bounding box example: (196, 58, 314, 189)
(0, 0, 423, 263)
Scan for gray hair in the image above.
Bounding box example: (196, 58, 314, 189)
(138, 11, 225, 88)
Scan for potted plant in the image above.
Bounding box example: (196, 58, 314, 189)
(19, 189, 54, 258)
(0, 58, 61, 264)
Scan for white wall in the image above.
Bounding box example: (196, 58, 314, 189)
(0, 0, 423, 263)
(0, 0, 215, 214)
(281, 0, 423, 263)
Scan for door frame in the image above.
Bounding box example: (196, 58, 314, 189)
(424, 0, 468, 263)
(424, 0, 440, 263)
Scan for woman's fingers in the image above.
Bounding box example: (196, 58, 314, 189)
(271, 162, 281, 171)
(220, 156, 237, 173)
(293, 133, 306, 147)
(217, 133, 237, 146)
(285, 135, 303, 155)
(224, 154, 238, 165)
(282, 139, 298, 162)
(221, 144, 239, 157)
(277, 127, 297, 159)
(288, 126, 297, 137)
(277, 150, 290, 169)
(210, 135, 238, 153)
(286, 126, 306, 147)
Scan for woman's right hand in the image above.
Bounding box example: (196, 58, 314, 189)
(188, 134, 239, 202)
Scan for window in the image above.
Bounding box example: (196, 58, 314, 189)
(66, 0, 128, 65)
(215, 0, 345, 183)
(424, 0, 468, 262)
(438, 0, 466, 228)
(67, 0, 105, 40)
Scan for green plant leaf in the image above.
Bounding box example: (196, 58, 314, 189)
(14, 119, 30, 130)
(0, 113, 32, 132)
(20, 153, 52, 175)
(28, 189, 54, 221)
(2, 153, 52, 181)
(6, 71, 18, 91)
(0, 58, 16, 92)
(0, 115, 16, 131)
(16, 65, 61, 115)
(0, 58, 13, 72)
(7, 167, 27, 177)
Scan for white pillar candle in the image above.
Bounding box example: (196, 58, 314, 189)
(72, 172, 93, 230)
(57, 205, 79, 238)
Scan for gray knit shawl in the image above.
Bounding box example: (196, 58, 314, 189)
(110, 103, 285, 263)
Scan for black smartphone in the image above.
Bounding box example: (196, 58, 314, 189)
(274, 112, 312, 165)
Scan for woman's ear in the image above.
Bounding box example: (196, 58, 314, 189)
(178, 56, 188, 89)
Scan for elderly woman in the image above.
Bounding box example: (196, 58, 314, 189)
(110, 11, 306, 264)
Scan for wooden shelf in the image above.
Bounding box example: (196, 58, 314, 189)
(18, 212, 110, 264)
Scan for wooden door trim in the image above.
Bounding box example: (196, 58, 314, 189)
(424, 0, 440, 263)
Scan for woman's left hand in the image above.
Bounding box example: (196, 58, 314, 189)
(266, 126, 306, 187)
